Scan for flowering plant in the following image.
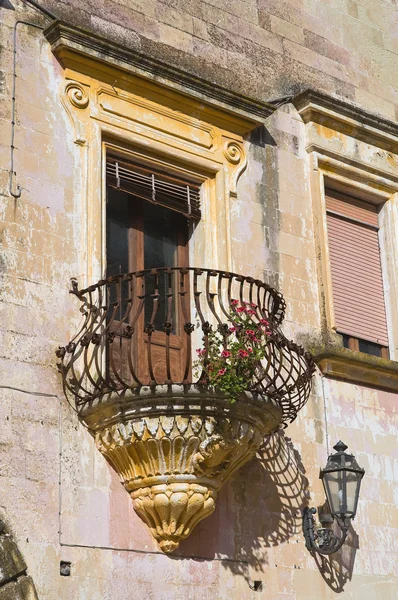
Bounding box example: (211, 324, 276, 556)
(194, 301, 272, 401)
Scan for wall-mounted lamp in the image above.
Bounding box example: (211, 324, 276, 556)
(303, 441, 365, 555)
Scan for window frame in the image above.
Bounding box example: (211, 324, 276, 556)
(324, 186, 389, 358)
(310, 152, 398, 363)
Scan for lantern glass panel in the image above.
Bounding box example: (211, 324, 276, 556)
(346, 471, 362, 516)
(323, 470, 344, 516)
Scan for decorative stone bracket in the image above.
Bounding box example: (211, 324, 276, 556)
(57, 268, 315, 552)
(82, 386, 283, 553)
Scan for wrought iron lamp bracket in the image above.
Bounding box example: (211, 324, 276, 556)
(303, 507, 349, 555)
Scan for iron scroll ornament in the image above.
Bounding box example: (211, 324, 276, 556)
(303, 507, 350, 555)
(303, 441, 365, 556)
(56, 267, 315, 427)
(56, 267, 316, 552)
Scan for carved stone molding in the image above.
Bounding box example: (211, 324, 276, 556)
(224, 140, 244, 165)
(223, 140, 247, 196)
(81, 385, 283, 552)
(65, 81, 89, 109)
(61, 81, 90, 145)
(44, 21, 276, 131)
(292, 89, 398, 153)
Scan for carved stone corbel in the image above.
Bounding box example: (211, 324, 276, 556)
(61, 80, 90, 144)
(82, 386, 282, 553)
(223, 139, 247, 196)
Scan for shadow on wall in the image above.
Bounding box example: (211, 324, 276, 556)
(312, 524, 359, 594)
(0, 517, 39, 599)
(175, 431, 310, 586)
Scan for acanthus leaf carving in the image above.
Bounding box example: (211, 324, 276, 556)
(88, 388, 281, 553)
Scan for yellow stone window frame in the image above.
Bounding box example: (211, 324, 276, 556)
(294, 92, 398, 389)
(61, 68, 258, 290)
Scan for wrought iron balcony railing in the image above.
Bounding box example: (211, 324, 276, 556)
(56, 267, 315, 426)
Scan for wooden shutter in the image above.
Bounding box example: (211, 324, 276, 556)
(325, 190, 388, 346)
(106, 156, 201, 219)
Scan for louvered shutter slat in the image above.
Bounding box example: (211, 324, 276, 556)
(325, 192, 388, 346)
(106, 156, 201, 219)
(325, 192, 379, 227)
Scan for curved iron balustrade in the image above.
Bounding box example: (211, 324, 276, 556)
(56, 267, 315, 426)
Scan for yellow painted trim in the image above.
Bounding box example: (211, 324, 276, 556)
(61, 66, 248, 289)
(57, 48, 261, 136)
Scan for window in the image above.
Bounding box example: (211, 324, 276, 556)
(106, 154, 201, 383)
(325, 188, 389, 359)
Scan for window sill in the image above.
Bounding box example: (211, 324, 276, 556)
(312, 345, 398, 393)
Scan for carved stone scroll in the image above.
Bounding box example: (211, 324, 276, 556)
(65, 81, 89, 109)
(223, 139, 247, 196)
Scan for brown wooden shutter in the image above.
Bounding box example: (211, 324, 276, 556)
(325, 190, 388, 346)
(106, 156, 201, 219)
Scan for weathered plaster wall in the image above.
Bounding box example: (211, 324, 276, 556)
(0, 0, 397, 599)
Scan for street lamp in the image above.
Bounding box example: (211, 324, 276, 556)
(303, 441, 365, 555)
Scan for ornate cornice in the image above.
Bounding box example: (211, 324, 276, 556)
(44, 21, 275, 133)
(292, 89, 398, 153)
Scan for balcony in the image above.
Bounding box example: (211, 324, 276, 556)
(57, 267, 315, 552)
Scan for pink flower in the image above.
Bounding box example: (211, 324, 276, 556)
(231, 299, 239, 306)
(252, 337, 261, 343)
(229, 326, 236, 333)
(237, 307, 246, 313)
(238, 349, 249, 358)
(218, 368, 226, 375)
(260, 319, 269, 326)
(196, 348, 206, 356)
(247, 347, 253, 353)
(246, 309, 256, 315)
(250, 303, 257, 309)
(221, 350, 231, 358)
(246, 330, 255, 336)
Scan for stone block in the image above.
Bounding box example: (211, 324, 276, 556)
(158, 23, 193, 52)
(206, 24, 245, 54)
(25, 449, 59, 484)
(346, 0, 359, 18)
(200, 3, 239, 35)
(270, 15, 304, 44)
(192, 17, 208, 40)
(191, 38, 229, 68)
(203, 0, 259, 24)
(279, 254, 314, 283)
(304, 29, 350, 66)
(0, 534, 26, 584)
(354, 88, 397, 121)
(155, 3, 194, 34)
(237, 19, 284, 54)
(0, 576, 38, 600)
(258, 0, 305, 28)
(91, 16, 141, 50)
(118, 0, 156, 18)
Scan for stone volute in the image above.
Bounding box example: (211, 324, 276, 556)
(57, 268, 315, 552)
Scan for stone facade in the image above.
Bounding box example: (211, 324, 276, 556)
(0, 0, 397, 599)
